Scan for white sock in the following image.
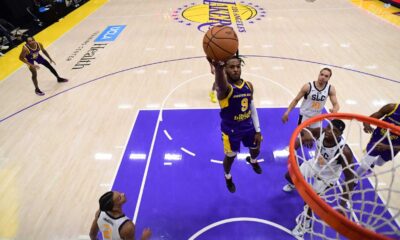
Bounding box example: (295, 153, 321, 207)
(225, 173, 232, 179)
(249, 157, 257, 164)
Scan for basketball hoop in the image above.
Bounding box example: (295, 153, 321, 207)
(288, 113, 400, 240)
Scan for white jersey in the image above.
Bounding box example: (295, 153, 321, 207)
(97, 211, 130, 240)
(299, 81, 331, 117)
(300, 133, 347, 194)
(310, 133, 346, 184)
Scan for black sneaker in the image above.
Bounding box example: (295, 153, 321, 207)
(246, 156, 262, 174)
(225, 177, 236, 193)
(57, 77, 68, 83)
(35, 89, 45, 96)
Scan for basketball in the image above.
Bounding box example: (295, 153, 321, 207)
(202, 25, 239, 62)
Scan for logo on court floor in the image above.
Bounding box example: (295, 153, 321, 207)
(172, 1, 266, 32)
(71, 25, 126, 70)
(95, 25, 126, 42)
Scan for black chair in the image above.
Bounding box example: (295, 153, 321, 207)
(0, 19, 21, 49)
(26, 6, 44, 27)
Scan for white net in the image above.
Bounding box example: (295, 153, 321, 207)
(290, 115, 400, 240)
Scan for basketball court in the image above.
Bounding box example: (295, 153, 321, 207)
(0, 0, 399, 239)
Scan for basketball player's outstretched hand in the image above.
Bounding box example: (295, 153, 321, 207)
(282, 112, 289, 123)
(141, 228, 152, 240)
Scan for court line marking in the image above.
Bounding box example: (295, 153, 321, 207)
(133, 109, 161, 223)
(188, 217, 297, 240)
(246, 55, 400, 84)
(210, 159, 223, 164)
(109, 109, 147, 198)
(244, 72, 295, 98)
(163, 129, 173, 140)
(132, 73, 214, 223)
(247, 159, 265, 163)
(159, 73, 210, 121)
(1, 55, 399, 124)
(181, 147, 196, 156)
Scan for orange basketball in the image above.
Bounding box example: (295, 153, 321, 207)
(202, 25, 239, 62)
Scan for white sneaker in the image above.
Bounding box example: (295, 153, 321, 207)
(283, 183, 296, 192)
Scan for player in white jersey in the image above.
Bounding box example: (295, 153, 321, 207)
(89, 191, 151, 240)
(282, 68, 339, 128)
(281, 120, 355, 237)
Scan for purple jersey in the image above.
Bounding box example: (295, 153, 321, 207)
(25, 42, 41, 61)
(219, 80, 254, 134)
(367, 104, 400, 161)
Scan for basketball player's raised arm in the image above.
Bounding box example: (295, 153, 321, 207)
(328, 85, 339, 113)
(340, 145, 355, 208)
(212, 61, 231, 99)
(282, 84, 310, 123)
(39, 42, 55, 64)
(89, 210, 100, 240)
(363, 103, 396, 133)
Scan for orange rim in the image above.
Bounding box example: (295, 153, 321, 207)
(288, 113, 400, 240)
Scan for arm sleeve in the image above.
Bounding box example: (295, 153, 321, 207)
(250, 101, 261, 132)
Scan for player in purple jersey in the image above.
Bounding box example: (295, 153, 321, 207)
(19, 36, 68, 96)
(211, 55, 263, 193)
(356, 103, 400, 177)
